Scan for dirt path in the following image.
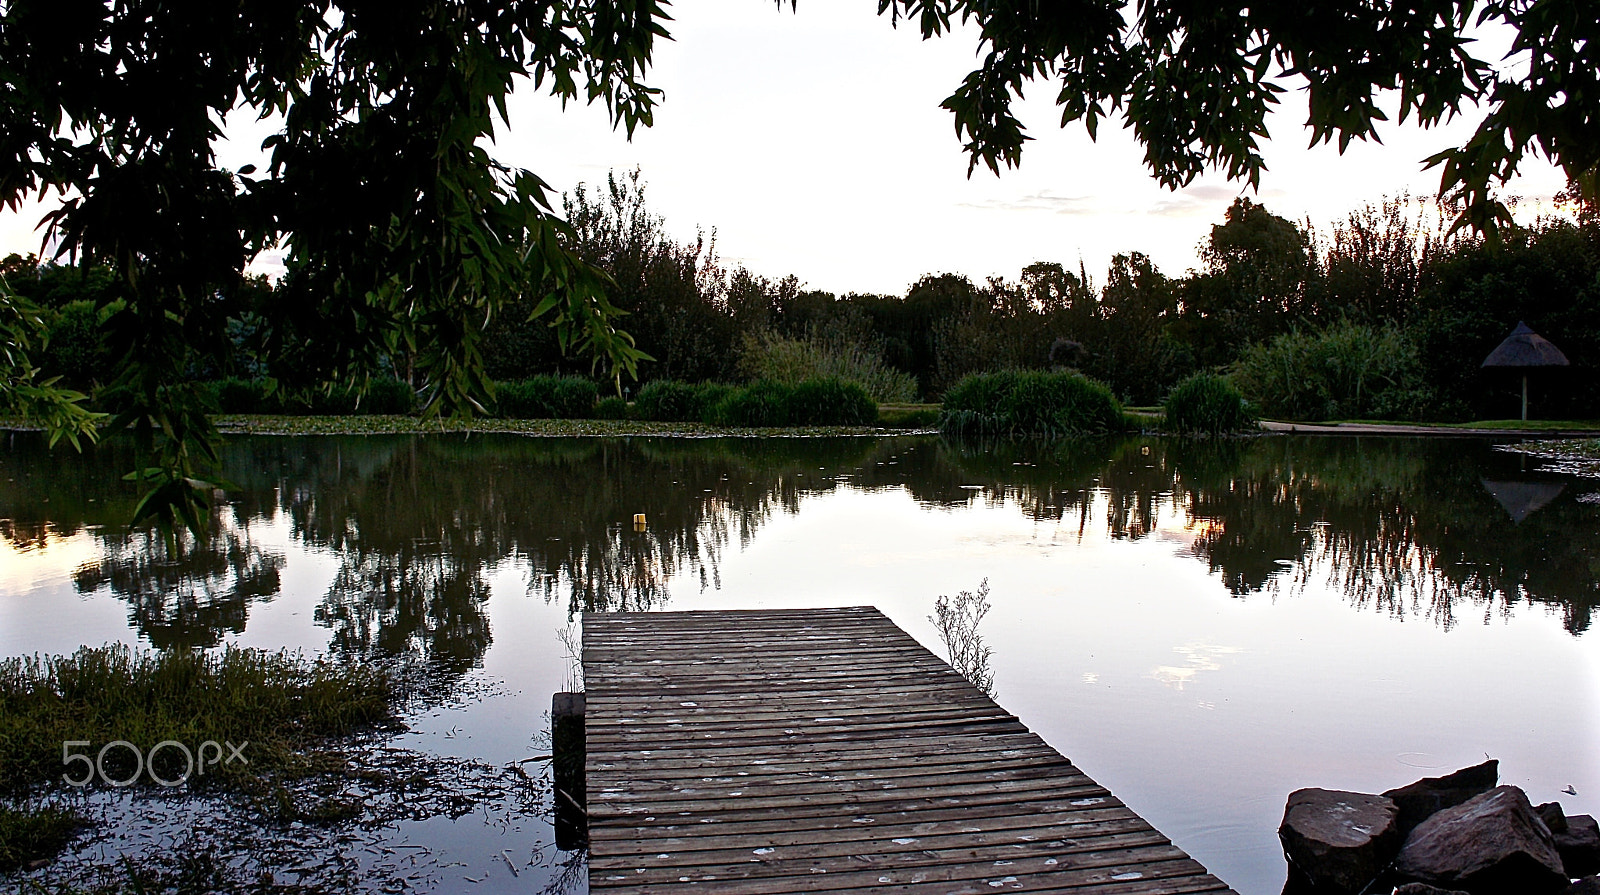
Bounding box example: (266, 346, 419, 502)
(1260, 420, 1598, 437)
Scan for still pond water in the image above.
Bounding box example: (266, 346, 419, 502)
(2, 431, 1597, 894)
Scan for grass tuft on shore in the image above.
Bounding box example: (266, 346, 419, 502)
(0, 645, 400, 871)
(0, 645, 396, 795)
(0, 802, 81, 874)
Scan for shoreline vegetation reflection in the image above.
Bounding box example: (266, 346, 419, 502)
(2, 432, 1595, 673)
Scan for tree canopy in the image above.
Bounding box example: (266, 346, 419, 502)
(2, 0, 1597, 534)
(884, 0, 1598, 233)
(2, 0, 663, 531)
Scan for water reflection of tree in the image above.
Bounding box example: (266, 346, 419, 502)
(6, 429, 1596, 663)
(934, 435, 1598, 635)
(2, 433, 894, 669)
(317, 552, 492, 673)
(273, 436, 886, 616)
(929, 437, 1175, 540)
(1169, 438, 1598, 633)
(70, 524, 285, 649)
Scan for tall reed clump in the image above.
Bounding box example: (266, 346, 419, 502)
(1230, 322, 1427, 421)
(633, 380, 732, 422)
(1162, 372, 1258, 434)
(494, 375, 598, 419)
(939, 370, 1126, 438)
(737, 331, 919, 403)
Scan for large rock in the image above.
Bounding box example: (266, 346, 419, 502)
(1392, 785, 1568, 894)
(1567, 877, 1600, 895)
(1279, 788, 1402, 893)
(1539, 802, 1571, 834)
(1383, 759, 1500, 835)
(1557, 814, 1600, 878)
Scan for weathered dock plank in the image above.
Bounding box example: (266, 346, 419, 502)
(583, 606, 1236, 894)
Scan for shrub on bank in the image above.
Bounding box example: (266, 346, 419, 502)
(306, 378, 417, 415)
(594, 395, 629, 420)
(632, 380, 692, 421)
(629, 377, 880, 427)
(193, 378, 418, 415)
(211, 378, 274, 414)
(706, 380, 793, 427)
(940, 370, 1126, 437)
(41, 300, 115, 388)
(633, 380, 732, 423)
(786, 378, 877, 426)
(494, 376, 597, 419)
(1162, 373, 1257, 434)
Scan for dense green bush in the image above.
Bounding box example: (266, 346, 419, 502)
(940, 370, 1126, 437)
(594, 395, 629, 420)
(198, 378, 417, 415)
(211, 378, 273, 414)
(1162, 373, 1257, 434)
(633, 380, 731, 422)
(706, 380, 793, 427)
(633, 377, 920, 427)
(40, 300, 114, 388)
(1231, 322, 1427, 421)
(326, 378, 416, 415)
(785, 378, 877, 426)
(633, 380, 697, 421)
(691, 383, 734, 418)
(494, 376, 597, 419)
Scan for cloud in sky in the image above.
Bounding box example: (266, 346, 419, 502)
(0, 0, 1569, 295)
(956, 192, 1099, 215)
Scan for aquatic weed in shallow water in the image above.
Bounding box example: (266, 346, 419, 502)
(13, 745, 553, 894)
(930, 579, 995, 698)
(0, 801, 81, 873)
(0, 645, 396, 795)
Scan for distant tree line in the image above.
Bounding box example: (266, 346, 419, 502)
(8, 171, 1598, 422)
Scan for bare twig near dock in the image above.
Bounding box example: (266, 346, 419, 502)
(581, 606, 1236, 894)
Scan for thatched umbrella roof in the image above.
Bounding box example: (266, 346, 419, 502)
(1481, 321, 1570, 368)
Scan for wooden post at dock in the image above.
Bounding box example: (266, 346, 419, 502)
(552, 690, 587, 850)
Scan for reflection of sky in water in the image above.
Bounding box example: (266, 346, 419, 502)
(1, 434, 1597, 895)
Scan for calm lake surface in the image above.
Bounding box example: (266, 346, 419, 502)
(2, 431, 1597, 894)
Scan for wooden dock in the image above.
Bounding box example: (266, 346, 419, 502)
(581, 606, 1237, 894)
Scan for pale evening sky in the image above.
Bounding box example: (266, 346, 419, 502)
(0, 0, 1569, 296)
